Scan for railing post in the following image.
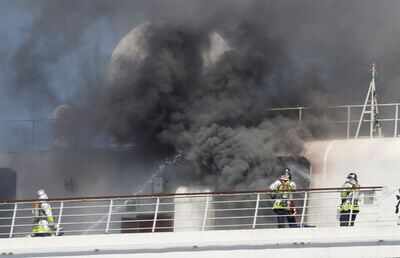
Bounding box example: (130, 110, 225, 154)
(56, 201, 64, 236)
(394, 104, 399, 137)
(152, 197, 160, 233)
(298, 107, 303, 121)
(202, 195, 210, 231)
(105, 199, 113, 233)
(300, 191, 308, 227)
(9, 203, 17, 238)
(348, 191, 356, 226)
(252, 193, 261, 229)
(346, 105, 351, 139)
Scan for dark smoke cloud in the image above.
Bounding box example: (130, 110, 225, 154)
(103, 1, 400, 190)
(105, 19, 318, 190)
(186, 121, 309, 190)
(5, 0, 400, 194)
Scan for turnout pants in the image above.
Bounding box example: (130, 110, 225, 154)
(273, 208, 297, 228)
(339, 210, 359, 226)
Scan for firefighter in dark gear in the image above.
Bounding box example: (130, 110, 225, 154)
(31, 189, 56, 237)
(339, 173, 360, 227)
(270, 171, 297, 228)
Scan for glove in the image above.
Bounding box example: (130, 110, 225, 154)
(288, 201, 297, 215)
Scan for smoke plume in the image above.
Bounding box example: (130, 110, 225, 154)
(105, 19, 318, 190)
(5, 1, 400, 195)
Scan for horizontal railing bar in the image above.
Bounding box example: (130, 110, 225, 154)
(205, 223, 253, 229)
(0, 187, 383, 203)
(110, 210, 167, 216)
(0, 232, 31, 236)
(61, 205, 111, 210)
(61, 229, 105, 233)
(207, 216, 254, 220)
(207, 199, 258, 204)
(58, 213, 109, 218)
(208, 207, 256, 212)
(8, 215, 36, 220)
(334, 118, 396, 124)
(10, 223, 36, 227)
(119, 226, 170, 231)
(111, 211, 175, 217)
(110, 218, 176, 224)
(112, 203, 169, 208)
(59, 221, 107, 226)
(267, 102, 400, 111)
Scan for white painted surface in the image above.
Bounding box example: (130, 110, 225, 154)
(305, 138, 400, 189)
(1, 227, 400, 257)
(305, 138, 400, 227)
(174, 187, 213, 231)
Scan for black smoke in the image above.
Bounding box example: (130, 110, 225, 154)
(6, 0, 400, 193)
(105, 20, 317, 190)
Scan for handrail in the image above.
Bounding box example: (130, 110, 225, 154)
(1, 102, 400, 153)
(268, 102, 400, 111)
(0, 186, 383, 204)
(0, 186, 391, 239)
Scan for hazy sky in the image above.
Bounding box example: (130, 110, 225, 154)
(1, 0, 400, 119)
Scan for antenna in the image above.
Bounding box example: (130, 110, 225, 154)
(355, 63, 383, 138)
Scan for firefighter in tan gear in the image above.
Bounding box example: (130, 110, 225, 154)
(339, 173, 360, 227)
(31, 189, 56, 236)
(270, 168, 297, 228)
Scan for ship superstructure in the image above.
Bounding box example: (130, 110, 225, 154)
(1, 67, 400, 257)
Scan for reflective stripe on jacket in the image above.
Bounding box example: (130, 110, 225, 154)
(32, 202, 55, 234)
(270, 180, 296, 210)
(32, 220, 52, 234)
(339, 181, 360, 212)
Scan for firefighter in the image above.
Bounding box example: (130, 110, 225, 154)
(339, 173, 360, 226)
(31, 189, 56, 237)
(270, 169, 297, 228)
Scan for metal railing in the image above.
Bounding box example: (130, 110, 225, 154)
(1, 103, 400, 152)
(0, 186, 388, 238)
(268, 102, 400, 139)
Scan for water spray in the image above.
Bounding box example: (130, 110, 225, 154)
(82, 151, 184, 234)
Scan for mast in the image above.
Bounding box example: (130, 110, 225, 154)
(355, 63, 382, 138)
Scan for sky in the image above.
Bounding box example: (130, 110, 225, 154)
(1, 1, 400, 121)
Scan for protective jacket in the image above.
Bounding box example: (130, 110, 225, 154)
(31, 200, 55, 235)
(339, 180, 360, 212)
(270, 180, 296, 210)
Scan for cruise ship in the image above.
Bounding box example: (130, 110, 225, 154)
(1, 70, 400, 258)
(0, 111, 400, 258)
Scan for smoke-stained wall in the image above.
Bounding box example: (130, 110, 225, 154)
(0, 168, 16, 238)
(0, 150, 168, 199)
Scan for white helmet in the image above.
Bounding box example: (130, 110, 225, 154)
(346, 173, 358, 182)
(37, 189, 48, 200)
